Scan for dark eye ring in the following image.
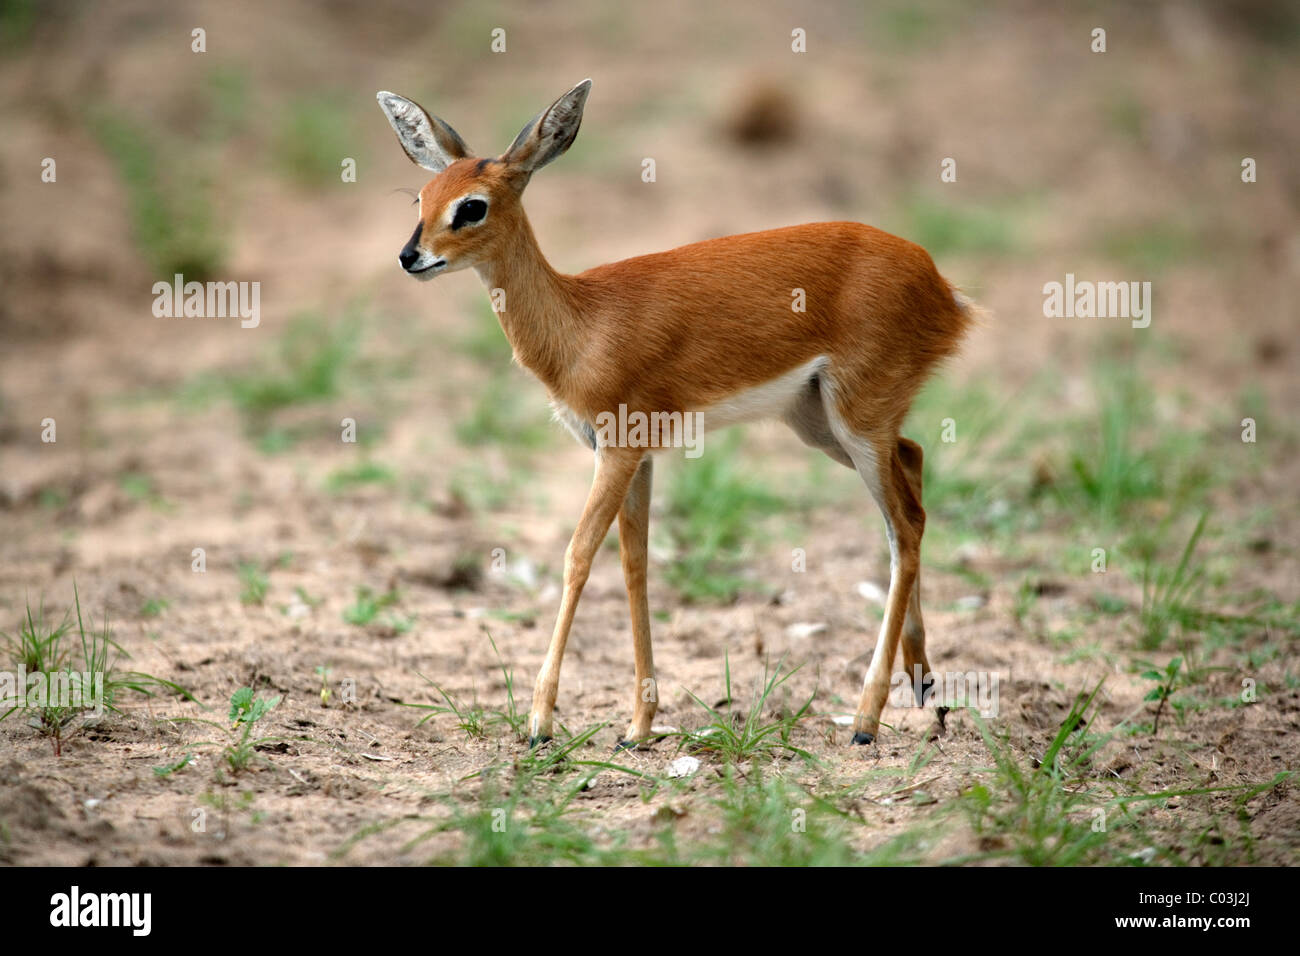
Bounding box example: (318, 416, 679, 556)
(452, 199, 488, 229)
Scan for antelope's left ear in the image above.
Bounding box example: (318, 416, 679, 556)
(376, 91, 473, 173)
(500, 79, 591, 174)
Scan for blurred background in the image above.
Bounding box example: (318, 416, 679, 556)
(0, 0, 1296, 863)
(5, 0, 1294, 639)
(4, 0, 1295, 589)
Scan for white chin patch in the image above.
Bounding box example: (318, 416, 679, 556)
(408, 256, 448, 280)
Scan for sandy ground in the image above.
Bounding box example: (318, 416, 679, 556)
(1, 0, 1297, 864)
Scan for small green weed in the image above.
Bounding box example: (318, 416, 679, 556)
(1139, 657, 1183, 736)
(1, 588, 191, 755)
(662, 431, 783, 602)
(342, 586, 400, 626)
(238, 561, 270, 606)
(668, 655, 814, 763)
(223, 687, 281, 772)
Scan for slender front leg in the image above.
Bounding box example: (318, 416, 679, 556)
(616, 457, 656, 749)
(529, 448, 645, 746)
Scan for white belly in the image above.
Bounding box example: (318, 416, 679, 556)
(693, 356, 827, 429)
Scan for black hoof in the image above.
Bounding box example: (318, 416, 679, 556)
(936, 706, 949, 729)
(917, 676, 935, 708)
(851, 731, 875, 746)
(614, 739, 636, 753)
(528, 734, 551, 749)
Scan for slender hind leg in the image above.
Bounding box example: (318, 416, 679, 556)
(804, 384, 941, 743)
(824, 415, 925, 744)
(855, 443, 923, 743)
(896, 437, 947, 734)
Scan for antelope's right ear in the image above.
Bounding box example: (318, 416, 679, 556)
(376, 91, 472, 173)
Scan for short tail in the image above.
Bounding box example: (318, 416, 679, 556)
(949, 283, 989, 331)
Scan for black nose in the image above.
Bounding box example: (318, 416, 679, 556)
(399, 220, 423, 271)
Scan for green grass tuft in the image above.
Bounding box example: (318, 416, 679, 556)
(275, 94, 360, 188)
(228, 314, 358, 423)
(342, 586, 400, 626)
(662, 431, 784, 602)
(668, 655, 815, 763)
(90, 110, 225, 279)
(325, 461, 396, 493)
(237, 561, 270, 606)
(1, 587, 191, 755)
(895, 195, 1019, 258)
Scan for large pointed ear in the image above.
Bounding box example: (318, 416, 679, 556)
(499, 79, 591, 174)
(375, 91, 472, 173)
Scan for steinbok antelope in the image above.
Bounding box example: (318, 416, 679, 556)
(377, 79, 975, 750)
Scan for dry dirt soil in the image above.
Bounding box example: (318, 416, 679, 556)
(0, 0, 1297, 865)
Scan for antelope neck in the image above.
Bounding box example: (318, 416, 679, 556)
(473, 209, 585, 397)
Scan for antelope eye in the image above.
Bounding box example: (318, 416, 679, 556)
(452, 199, 487, 229)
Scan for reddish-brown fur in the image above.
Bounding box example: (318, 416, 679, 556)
(420, 161, 969, 441)
(383, 81, 974, 747)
